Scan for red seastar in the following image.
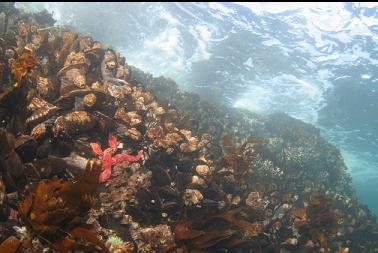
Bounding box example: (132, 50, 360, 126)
(90, 133, 143, 182)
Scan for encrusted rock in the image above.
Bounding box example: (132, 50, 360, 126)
(130, 223, 174, 253)
(184, 189, 203, 206)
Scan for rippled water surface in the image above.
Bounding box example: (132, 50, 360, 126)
(17, 2, 378, 215)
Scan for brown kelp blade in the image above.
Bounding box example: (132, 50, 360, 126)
(222, 135, 236, 154)
(175, 219, 205, 241)
(191, 228, 236, 249)
(69, 226, 108, 252)
(0, 236, 20, 253)
(18, 159, 102, 232)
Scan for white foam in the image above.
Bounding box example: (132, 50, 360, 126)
(235, 2, 345, 15)
(361, 74, 371, 79)
(262, 38, 282, 47)
(123, 28, 187, 84)
(233, 73, 331, 124)
(187, 25, 212, 62)
(356, 2, 378, 9)
(243, 58, 254, 68)
(16, 2, 64, 22)
(209, 2, 235, 15)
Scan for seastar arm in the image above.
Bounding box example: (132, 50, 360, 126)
(99, 167, 112, 182)
(108, 133, 119, 150)
(102, 151, 113, 171)
(99, 151, 114, 182)
(113, 150, 144, 163)
(90, 142, 103, 156)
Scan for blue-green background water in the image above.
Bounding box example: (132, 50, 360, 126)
(18, 2, 378, 215)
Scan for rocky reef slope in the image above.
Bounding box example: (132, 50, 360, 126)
(0, 3, 377, 253)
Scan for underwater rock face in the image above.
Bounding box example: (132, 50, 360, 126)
(129, 67, 378, 251)
(0, 3, 377, 253)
